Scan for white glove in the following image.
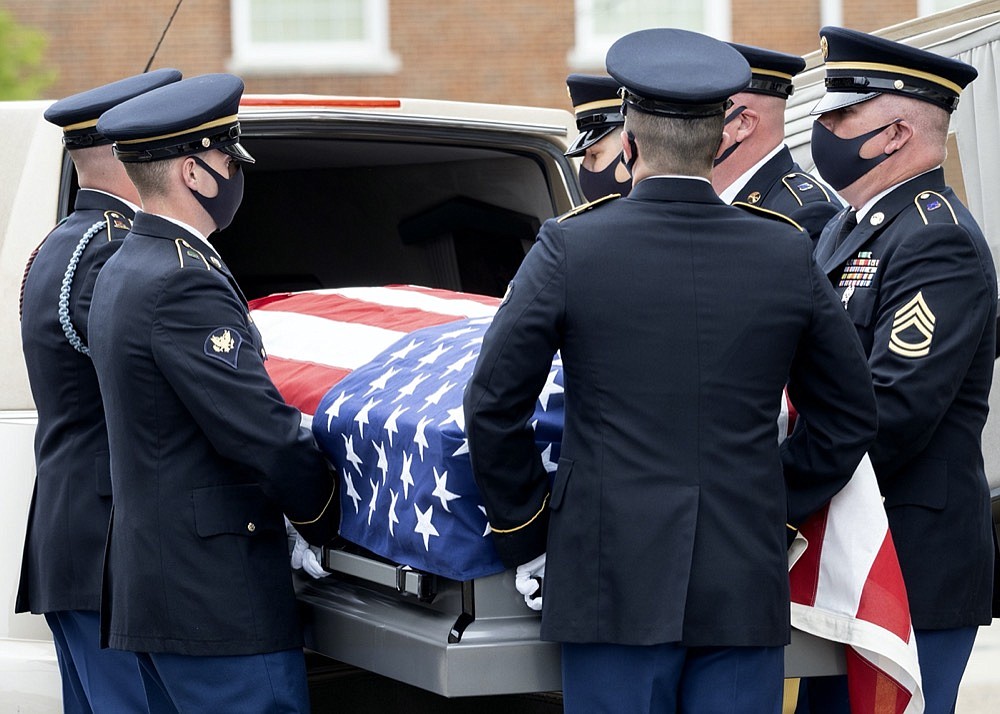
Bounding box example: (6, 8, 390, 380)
(285, 517, 329, 579)
(514, 553, 546, 611)
(787, 530, 809, 571)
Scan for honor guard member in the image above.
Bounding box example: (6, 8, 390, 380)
(464, 28, 877, 714)
(565, 73, 632, 201)
(713, 43, 842, 244)
(89, 74, 339, 714)
(797, 27, 995, 714)
(16, 68, 182, 714)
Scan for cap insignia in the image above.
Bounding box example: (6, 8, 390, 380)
(820, 36, 829, 60)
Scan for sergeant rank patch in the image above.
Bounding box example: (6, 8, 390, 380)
(889, 291, 935, 358)
(205, 327, 243, 368)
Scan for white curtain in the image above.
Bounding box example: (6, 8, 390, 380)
(942, 22, 1000, 265)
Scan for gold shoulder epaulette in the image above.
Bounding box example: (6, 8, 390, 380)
(103, 211, 132, 242)
(780, 172, 833, 207)
(914, 191, 957, 225)
(175, 238, 211, 269)
(557, 193, 620, 223)
(733, 201, 805, 232)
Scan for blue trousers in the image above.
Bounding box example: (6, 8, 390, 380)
(44, 610, 147, 714)
(561, 641, 784, 714)
(795, 626, 978, 714)
(136, 647, 310, 713)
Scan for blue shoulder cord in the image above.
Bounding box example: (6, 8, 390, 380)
(58, 219, 106, 356)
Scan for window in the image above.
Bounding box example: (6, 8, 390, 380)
(918, 0, 976, 16)
(569, 0, 731, 69)
(230, 0, 399, 74)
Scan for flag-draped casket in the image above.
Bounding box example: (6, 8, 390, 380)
(249, 285, 563, 581)
(250, 284, 923, 712)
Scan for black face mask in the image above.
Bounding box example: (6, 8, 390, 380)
(579, 152, 632, 201)
(623, 130, 639, 176)
(713, 105, 747, 167)
(811, 118, 900, 191)
(190, 155, 244, 232)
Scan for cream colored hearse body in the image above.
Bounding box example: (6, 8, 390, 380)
(2, 4, 999, 710)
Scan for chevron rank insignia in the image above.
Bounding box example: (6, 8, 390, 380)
(205, 327, 243, 368)
(889, 291, 935, 358)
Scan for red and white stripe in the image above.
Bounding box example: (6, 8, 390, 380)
(249, 285, 499, 416)
(789, 454, 924, 714)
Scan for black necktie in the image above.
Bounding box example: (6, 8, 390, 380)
(834, 210, 858, 250)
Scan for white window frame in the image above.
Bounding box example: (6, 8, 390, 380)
(229, 0, 400, 75)
(568, 0, 731, 70)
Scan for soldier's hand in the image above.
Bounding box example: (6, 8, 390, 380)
(514, 553, 546, 611)
(286, 517, 329, 579)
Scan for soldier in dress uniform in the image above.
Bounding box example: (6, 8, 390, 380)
(712, 43, 842, 243)
(15, 68, 181, 714)
(89, 74, 339, 713)
(565, 73, 632, 201)
(798, 26, 995, 714)
(464, 28, 877, 714)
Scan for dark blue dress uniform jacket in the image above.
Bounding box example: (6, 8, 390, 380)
(16, 189, 133, 615)
(464, 177, 877, 647)
(815, 168, 996, 630)
(731, 146, 842, 245)
(88, 212, 338, 656)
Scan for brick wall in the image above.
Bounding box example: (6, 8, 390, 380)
(5, 0, 229, 94)
(843, 0, 918, 33)
(3, 0, 923, 111)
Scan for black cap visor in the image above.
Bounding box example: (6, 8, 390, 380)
(565, 125, 618, 157)
(113, 123, 255, 164)
(810, 90, 881, 115)
(220, 140, 255, 165)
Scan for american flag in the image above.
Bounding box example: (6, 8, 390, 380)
(249, 285, 503, 418)
(252, 286, 921, 706)
(249, 286, 564, 581)
(785, 442, 923, 712)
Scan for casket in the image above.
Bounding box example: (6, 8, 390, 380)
(250, 285, 563, 580)
(251, 285, 918, 707)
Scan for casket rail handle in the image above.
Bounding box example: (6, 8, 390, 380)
(396, 564, 437, 601)
(321, 547, 437, 602)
